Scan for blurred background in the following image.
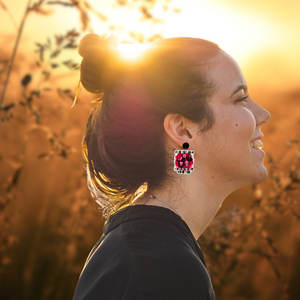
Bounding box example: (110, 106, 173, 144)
(0, 0, 300, 299)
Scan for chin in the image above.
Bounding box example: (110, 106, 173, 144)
(252, 165, 268, 184)
(239, 165, 268, 188)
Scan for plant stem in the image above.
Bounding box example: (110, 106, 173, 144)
(0, 0, 33, 121)
(0, 0, 19, 31)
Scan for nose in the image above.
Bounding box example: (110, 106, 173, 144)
(253, 102, 271, 126)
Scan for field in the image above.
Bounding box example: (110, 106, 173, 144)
(0, 1, 300, 299)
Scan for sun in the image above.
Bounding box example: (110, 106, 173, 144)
(116, 44, 150, 60)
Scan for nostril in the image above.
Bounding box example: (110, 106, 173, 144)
(257, 107, 271, 125)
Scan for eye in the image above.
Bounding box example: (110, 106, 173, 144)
(236, 95, 249, 104)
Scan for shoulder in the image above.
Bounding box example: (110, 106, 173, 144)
(119, 219, 215, 299)
(73, 231, 138, 300)
(73, 219, 215, 300)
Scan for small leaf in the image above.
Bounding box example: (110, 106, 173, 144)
(21, 74, 32, 87)
(31, 7, 54, 16)
(51, 63, 59, 68)
(31, 90, 40, 97)
(0, 103, 15, 111)
(139, 6, 152, 19)
(64, 42, 77, 49)
(38, 153, 49, 159)
(61, 149, 67, 158)
(62, 60, 72, 68)
(35, 42, 44, 49)
(11, 168, 22, 187)
(42, 71, 51, 80)
(66, 28, 80, 37)
(63, 60, 80, 69)
(40, 50, 44, 62)
(50, 49, 61, 58)
(54, 34, 64, 46)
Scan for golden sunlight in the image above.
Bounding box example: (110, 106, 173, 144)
(116, 44, 149, 60)
(2, 0, 299, 90)
(160, 1, 276, 63)
(84, 0, 277, 64)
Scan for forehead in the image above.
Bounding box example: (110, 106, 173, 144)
(210, 51, 247, 98)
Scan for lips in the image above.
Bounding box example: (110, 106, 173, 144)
(251, 140, 264, 149)
(250, 133, 264, 149)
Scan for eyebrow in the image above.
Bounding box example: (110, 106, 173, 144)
(230, 84, 248, 98)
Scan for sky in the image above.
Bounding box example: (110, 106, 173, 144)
(1, 0, 300, 92)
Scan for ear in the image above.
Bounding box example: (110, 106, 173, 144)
(163, 114, 193, 149)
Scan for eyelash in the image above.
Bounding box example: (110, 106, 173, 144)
(236, 95, 249, 103)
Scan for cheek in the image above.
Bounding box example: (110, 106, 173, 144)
(205, 108, 256, 154)
(231, 109, 256, 142)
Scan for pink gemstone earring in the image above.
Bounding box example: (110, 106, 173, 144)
(174, 142, 194, 174)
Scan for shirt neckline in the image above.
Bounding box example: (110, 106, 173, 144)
(102, 205, 209, 269)
(103, 205, 194, 241)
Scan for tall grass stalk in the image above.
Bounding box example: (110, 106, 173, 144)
(0, 0, 33, 122)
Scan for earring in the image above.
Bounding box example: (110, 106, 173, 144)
(174, 142, 194, 174)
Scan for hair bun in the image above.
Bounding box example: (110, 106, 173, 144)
(78, 33, 117, 58)
(78, 33, 119, 95)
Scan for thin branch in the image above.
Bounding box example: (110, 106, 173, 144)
(0, 0, 33, 122)
(0, 0, 19, 31)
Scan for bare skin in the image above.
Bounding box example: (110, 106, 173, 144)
(132, 51, 271, 240)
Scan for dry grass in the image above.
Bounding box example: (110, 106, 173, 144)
(0, 1, 300, 299)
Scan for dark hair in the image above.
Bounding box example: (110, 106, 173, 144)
(78, 33, 222, 219)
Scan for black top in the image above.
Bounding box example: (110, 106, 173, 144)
(72, 205, 216, 300)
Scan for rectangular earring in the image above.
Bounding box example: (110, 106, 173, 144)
(174, 143, 194, 174)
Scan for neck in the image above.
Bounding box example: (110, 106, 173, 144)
(133, 172, 234, 240)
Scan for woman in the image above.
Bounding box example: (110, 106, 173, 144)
(72, 33, 271, 300)
(184, 159, 190, 168)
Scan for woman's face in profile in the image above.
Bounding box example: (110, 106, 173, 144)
(194, 51, 271, 187)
